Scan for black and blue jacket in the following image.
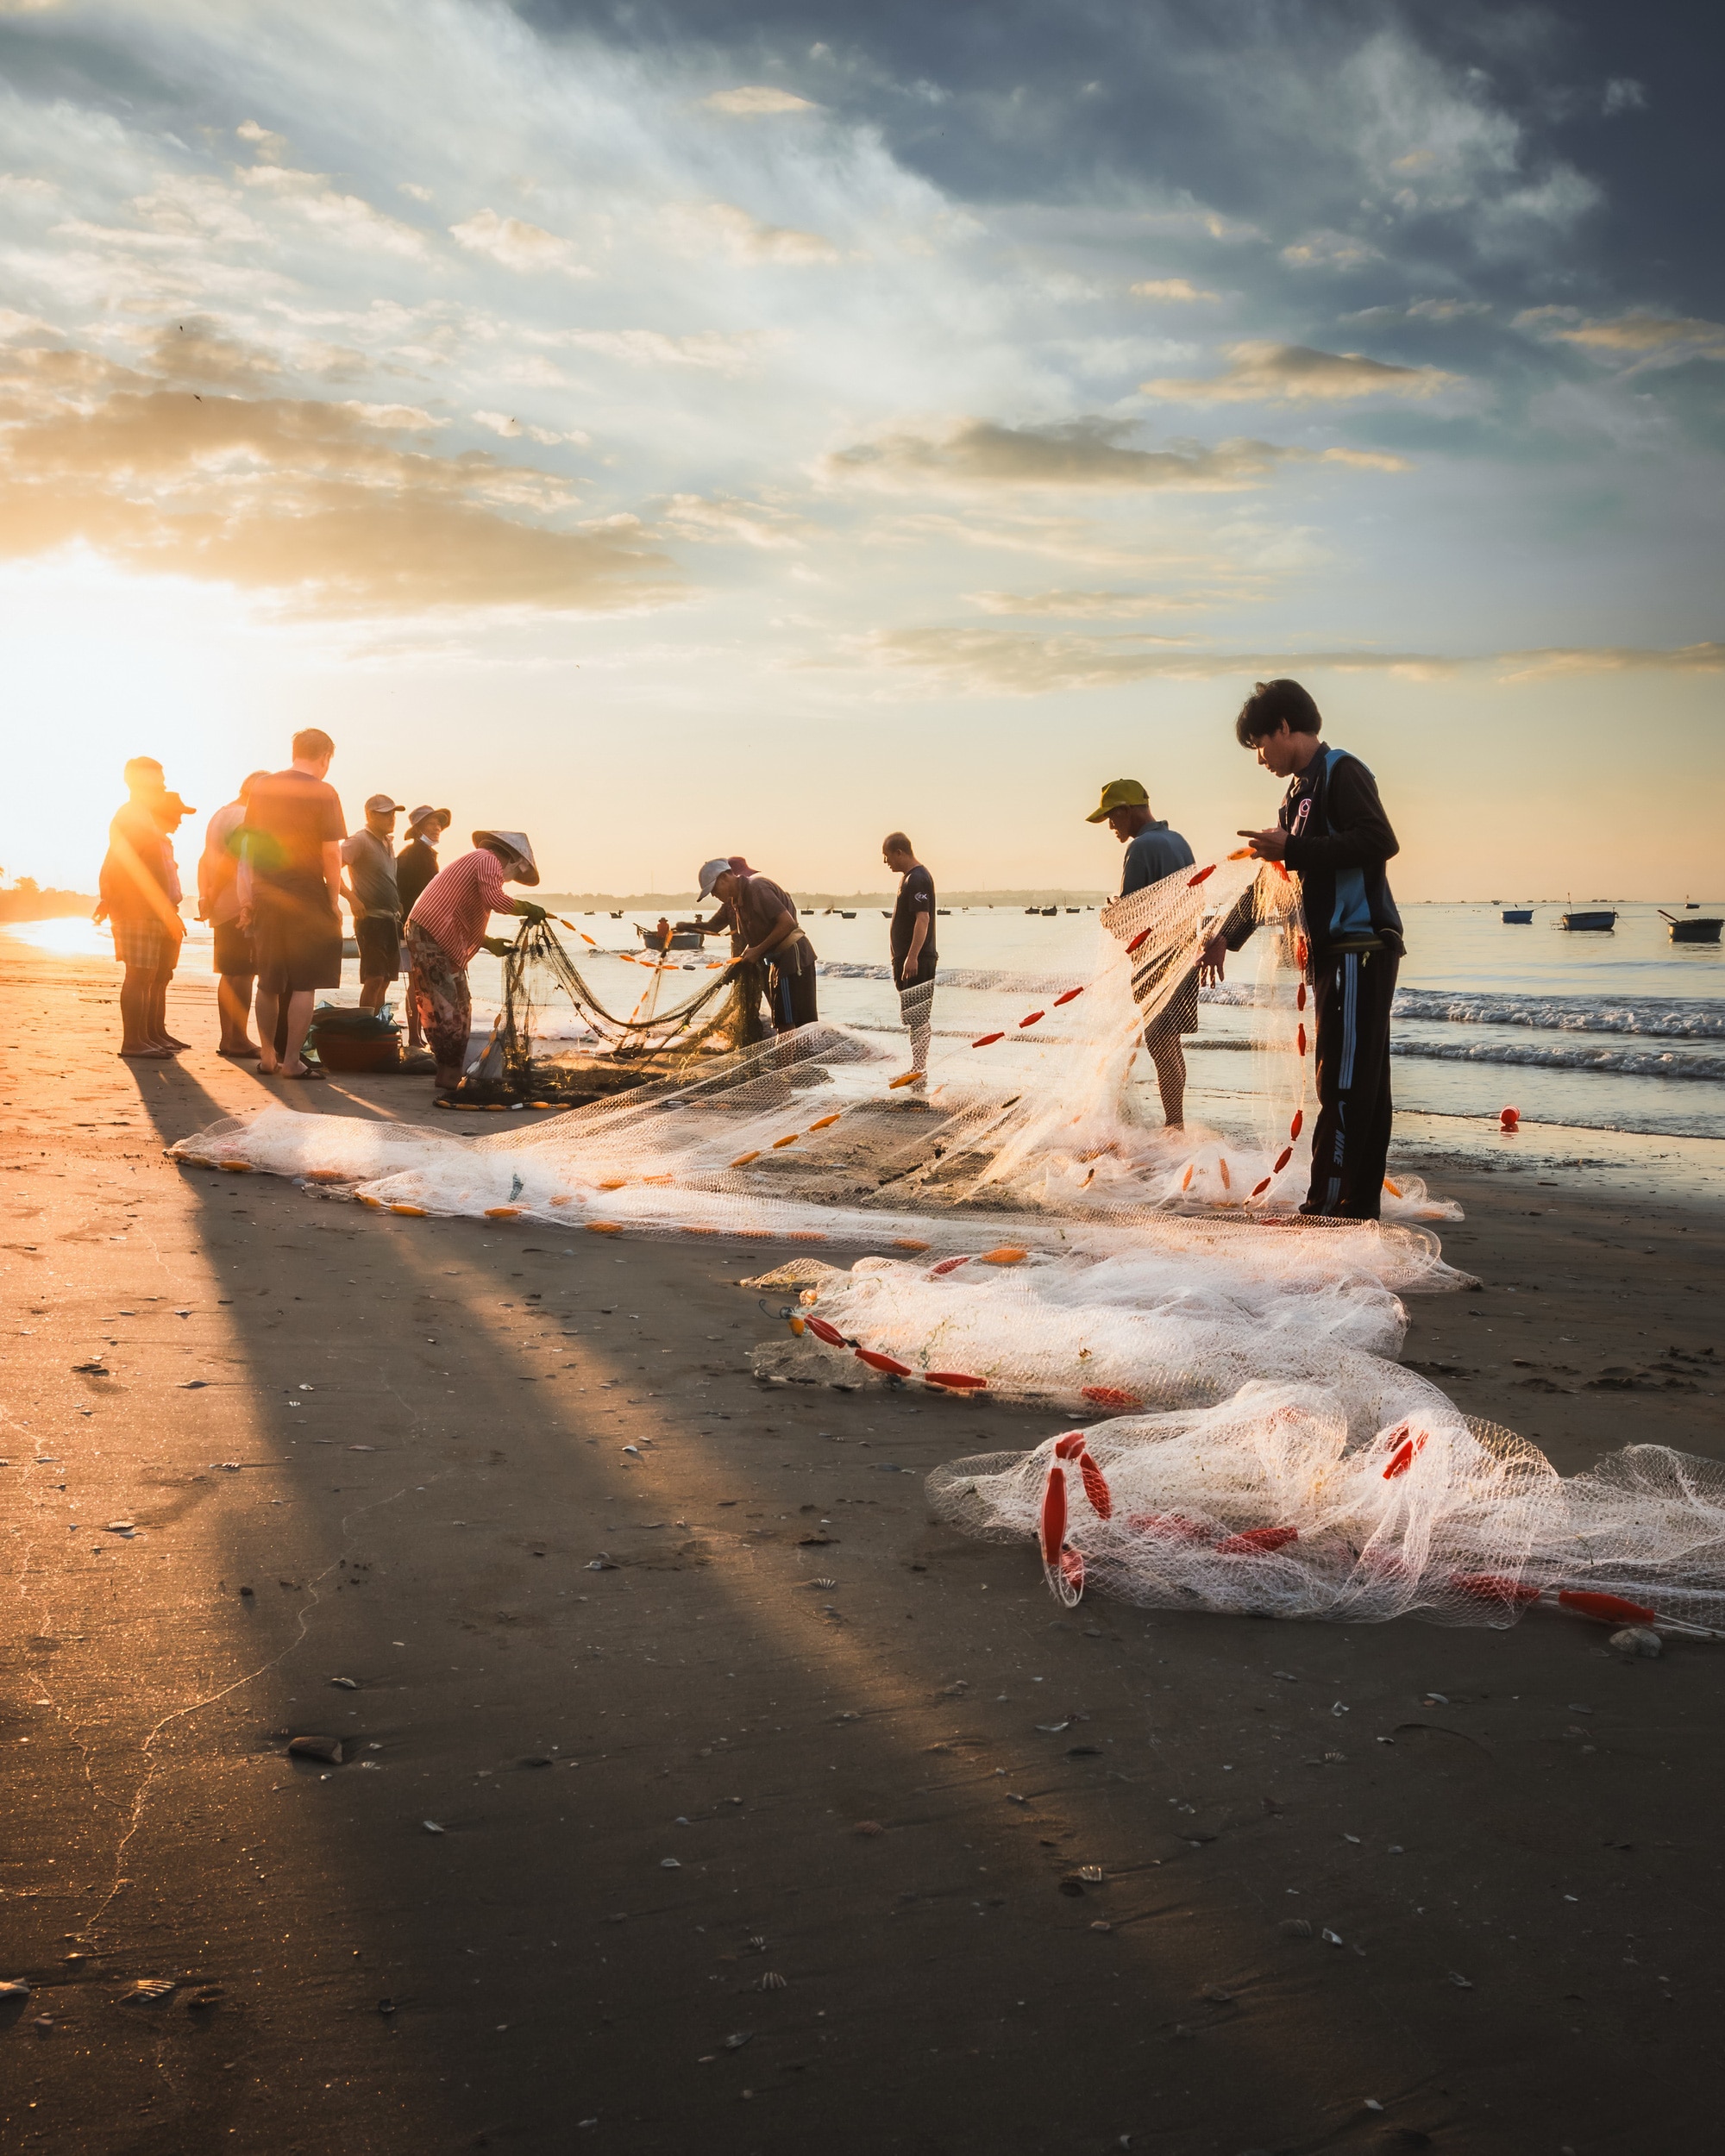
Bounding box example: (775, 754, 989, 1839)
(1228, 744, 1404, 964)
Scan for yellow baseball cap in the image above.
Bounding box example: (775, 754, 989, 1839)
(1085, 778, 1149, 823)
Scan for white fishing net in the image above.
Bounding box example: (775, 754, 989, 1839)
(172, 853, 1717, 1635)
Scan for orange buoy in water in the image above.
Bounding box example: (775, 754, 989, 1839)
(1499, 1106, 1520, 1131)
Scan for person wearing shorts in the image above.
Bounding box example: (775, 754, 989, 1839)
(239, 729, 347, 1080)
(405, 831, 546, 1094)
(97, 756, 188, 1059)
(199, 770, 271, 1056)
(693, 858, 818, 1035)
(342, 794, 406, 1013)
(882, 831, 936, 1082)
(395, 806, 451, 1049)
(1088, 777, 1197, 1127)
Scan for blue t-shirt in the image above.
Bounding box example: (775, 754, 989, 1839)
(1120, 820, 1195, 895)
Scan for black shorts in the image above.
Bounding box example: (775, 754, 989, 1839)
(212, 920, 255, 976)
(768, 953, 819, 1031)
(254, 877, 343, 995)
(355, 915, 403, 980)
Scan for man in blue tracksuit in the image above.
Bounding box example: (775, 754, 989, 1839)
(1199, 680, 1404, 1219)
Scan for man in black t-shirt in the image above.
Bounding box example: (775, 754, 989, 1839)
(883, 831, 936, 1081)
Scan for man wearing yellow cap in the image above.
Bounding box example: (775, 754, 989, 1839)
(1087, 779, 1197, 1126)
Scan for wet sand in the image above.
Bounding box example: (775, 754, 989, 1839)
(4, 943, 1723, 2155)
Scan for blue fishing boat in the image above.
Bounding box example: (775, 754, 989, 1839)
(1559, 909, 1616, 931)
(1502, 907, 1534, 924)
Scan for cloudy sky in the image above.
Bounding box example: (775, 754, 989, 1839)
(1, 0, 1719, 897)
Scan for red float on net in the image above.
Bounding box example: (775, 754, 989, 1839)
(855, 1346, 913, 1376)
(972, 1031, 1005, 1048)
(804, 1315, 846, 1346)
(1215, 1525, 1299, 1555)
(1053, 987, 1084, 1006)
(1187, 864, 1215, 887)
(1296, 1024, 1308, 1056)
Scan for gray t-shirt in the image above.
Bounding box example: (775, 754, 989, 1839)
(341, 829, 400, 918)
(1120, 819, 1195, 895)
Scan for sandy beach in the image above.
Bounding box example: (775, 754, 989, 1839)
(4, 942, 1723, 2156)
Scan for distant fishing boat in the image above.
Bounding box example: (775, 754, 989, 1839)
(1559, 909, 1616, 932)
(1040, 906, 1057, 917)
(1660, 909, 1722, 944)
(1502, 907, 1534, 924)
(637, 924, 702, 951)
(839, 910, 856, 918)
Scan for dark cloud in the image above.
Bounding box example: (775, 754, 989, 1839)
(509, 1, 1721, 315)
(822, 417, 1408, 489)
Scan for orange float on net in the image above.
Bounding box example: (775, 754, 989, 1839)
(1186, 863, 1215, 887)
(599, 1176, 628, 1190)
(1448, 1571, 1541, 1606)
(1218, 1157, 1231, 1190)
(772, 1132, 800, 1149)
(587, 1220, 623, 1235)
(979, 1246, 1026, 1265)
(730, 1150, 761, 1168)
(1081, 1384, 1141, 1410)
(1226, 846, 1254, 860)
(787, 1231, 826, 1243)
(219, 1159, 253, 1173)
(925, 1369, 988, 1391)
(643, 1174, 674, 1187)
(1179, 1163, 1195, 1191)
(389, 1203, 428, 1217)
(1383, 1177, 1402, 1198)
(1215, 1525, 1299, 1555)
(1076, 1451, 1112, 1519)
(1295, 936, 1308, 968)
(1127, 1510, 1211, 1542)
(928, 1256, 970, 1276)
(683, 1224, 718, 1236)
(809, 1112, 842, 1129)
(1273, 861, 1290, 882)
(1053, 987, 1083, 1006)
(1019, 1009, 1044, 1027)
(484, 1205, 522, 1219)
(549, 1194, 580, 1206)
(855, 1346, 913, 1376)
(892, 1237, 930, 1251)
(787, 1315, 806, 1337)
(1289, 1110, 1302, 1141)
(357, 1193, 385, 1209)
(1558, 1588, 1659, 1626)
(304, 1168, 349, 1184)
(888, 1072, 923, 1088)
(580, 932, 599, 946)
(971, 1031, 1005, 1048)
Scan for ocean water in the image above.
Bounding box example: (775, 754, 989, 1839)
(11, 896, 1722, 1145)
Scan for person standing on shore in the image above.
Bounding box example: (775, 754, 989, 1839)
(692, 858, 819, 1035)
(406, 831, 547, 1095)
(1087, 778, 1197, 1126)
(882, 831, 936, 1083)
(96, 756, 185, 1059)
(1200, 679, 1405, 1219)
(394, 806, 450, 1050)
(239, 729, 346, 1081)
(198, 770, 271, 1058)
(342, 795, 405, 1014)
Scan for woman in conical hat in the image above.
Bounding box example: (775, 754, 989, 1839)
(404, 830, 545, 1094)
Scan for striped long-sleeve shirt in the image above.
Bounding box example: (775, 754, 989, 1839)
(407, 848, 510, 968)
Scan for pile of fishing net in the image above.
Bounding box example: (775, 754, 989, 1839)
(174, 850, 1725, 1637)
(926, 1404, 1725, 1636)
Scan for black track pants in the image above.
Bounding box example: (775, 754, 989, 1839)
(1304, 947, 1398, 1220)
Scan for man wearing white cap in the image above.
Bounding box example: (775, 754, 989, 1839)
(405, 830, 546, 1094)
(690, 857, 818, 1035)
(341, 794, 406, 1015)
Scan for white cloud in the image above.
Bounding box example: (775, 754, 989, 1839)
(1130, 279, 1220, 303)
(1345, 298, 1491, 325)
(1281, 230, 1382, 273)
(473, 410, 590, 447)
(1603, 78, 1648, 116)
(449, 208, 585, 274)
(1144, 342, 1457, 404)
(561, 328, 774, 374)
(703, 86, 819, 116)
(236, 161, 428, 258)
(662, 201, 841, 266)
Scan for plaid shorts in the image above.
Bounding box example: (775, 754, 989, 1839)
(111, 919, 174, 972)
